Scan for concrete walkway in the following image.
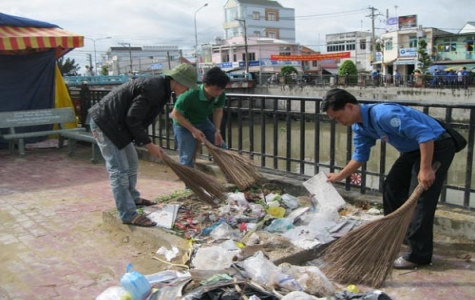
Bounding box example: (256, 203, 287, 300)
(0, 143, 474, 299)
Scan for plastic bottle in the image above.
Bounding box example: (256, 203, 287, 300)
(120, 264, 151, 300)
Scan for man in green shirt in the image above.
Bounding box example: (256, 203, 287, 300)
(171, 67, 230, 167)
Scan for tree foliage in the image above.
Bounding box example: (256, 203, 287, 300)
(338, 60, 358, 83)
(417, 39, 432, 74)
(100, 65, 109, 76)
(57, 57, 80, 76)
(280, 66, 298, 84)
(338, 60, 357, 76)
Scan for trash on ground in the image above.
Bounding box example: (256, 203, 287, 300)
(147, 204, 180, 229)
(98, 181, 393, 299)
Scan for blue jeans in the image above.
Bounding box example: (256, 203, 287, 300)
(90, 119, 141, 223)
(173, 119, 227, 167)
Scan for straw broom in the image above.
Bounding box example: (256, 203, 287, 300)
(203, 139, 263, 190)
(161, 152, 227, 206)
(321, 162, 440, 288)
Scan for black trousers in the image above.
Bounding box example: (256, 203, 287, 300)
(382, 138, 455, 264)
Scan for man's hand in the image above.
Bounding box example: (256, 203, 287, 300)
(215, 130, 223, 146)
(145, 143, 163, 160)
(327, 173, 344, 182)
(418, 167, 436, 190)
(191, 128, 206, 143)
(326, 160, 364, 183)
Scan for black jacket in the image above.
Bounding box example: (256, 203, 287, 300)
(89, 76, 171, 149)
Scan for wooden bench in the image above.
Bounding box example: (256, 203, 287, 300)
(0, 107, 86, 157)
(60, 115, 101, 164)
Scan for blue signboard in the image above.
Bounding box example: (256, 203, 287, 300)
(150, 63, 162, 70)
(399, 48, 417, 57)
(220, 62, 233, 68)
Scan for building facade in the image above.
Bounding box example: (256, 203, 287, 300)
(325, 31, 373, 73)
(223, 0, 295, 43)
(104, 45, 182, 75)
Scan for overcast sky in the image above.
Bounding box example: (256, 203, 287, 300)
(1, 0, 474, 72)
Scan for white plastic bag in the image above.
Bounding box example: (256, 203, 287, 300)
(192, 245, 240, 270)
(278, 263, 335, 297)
(96, 286, 129, 300)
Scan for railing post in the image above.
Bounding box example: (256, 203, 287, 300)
(79, 82, 91, 127)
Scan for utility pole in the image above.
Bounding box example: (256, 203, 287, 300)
(119, 42, 133, 73)
(85, 37, 111, 75)
(235, 18, 249, 75)
(366, 6, 379, 66)
(167, 51, 171, 69)
(87, 54, 92, 68)
(194, 3, 208, 52)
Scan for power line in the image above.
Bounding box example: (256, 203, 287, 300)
(295, 8, 368, 20)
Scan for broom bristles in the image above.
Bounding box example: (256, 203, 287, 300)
(321, 183, 426, 288)
(204, 140, 263, 190)
(161, 152, 227, 206)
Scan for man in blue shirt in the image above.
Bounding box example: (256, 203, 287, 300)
(461, 67, 470, 89)
(321, 88, 456, 269)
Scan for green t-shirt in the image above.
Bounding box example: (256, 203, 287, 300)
(173, 84, 226, 125)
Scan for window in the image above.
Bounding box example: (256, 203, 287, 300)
(360, 39, 366, 50)
(268, 12, 276, 21)
(467, 41, 474, 52)
(242, 52, 256, 61)
(442, 38, 457, 52)
(327, 42, 345, 52)
(265, 8, 279, 21)
(269, 32, 276, 39)
(222, 54, 229, 62)
(346, 41, 355, 51)
(409, 36, 418, 48)
(279, 46, 291, 56)
(312, 61, 318, 67)
(233, 54, 237, 62)
(253, 11, 260, 20)
(385, 39, 393, 51)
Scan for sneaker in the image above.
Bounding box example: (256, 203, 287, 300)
(393, 256, 418, 269)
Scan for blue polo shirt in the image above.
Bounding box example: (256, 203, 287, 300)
(352, 104, 445, 162)
(173, 84, 226, 125)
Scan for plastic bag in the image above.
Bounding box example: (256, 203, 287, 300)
(266, 218, 293, 232)
(241, 251, 302, 291)
(120, 264, 152, 300)
(282, 193, 299, 209)
(278, 263, 335, 297)
(96, 286, 129, 300)
(192, 245, 240, 270)
(209, 222, 241, 240)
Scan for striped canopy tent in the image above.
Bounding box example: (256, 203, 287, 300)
(0, 12, 84, 141)
(0, 12, 83, 58)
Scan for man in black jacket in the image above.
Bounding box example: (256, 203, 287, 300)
(89, 64, 198, 227)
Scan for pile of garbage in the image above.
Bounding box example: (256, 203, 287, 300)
(97, 173, 390, 299)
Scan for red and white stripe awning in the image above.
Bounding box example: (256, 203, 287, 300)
(0, 25, 84, 57)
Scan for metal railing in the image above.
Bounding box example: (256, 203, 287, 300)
(76, 87, 475, 209)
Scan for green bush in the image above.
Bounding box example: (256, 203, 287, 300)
(338, 60, 358, 84)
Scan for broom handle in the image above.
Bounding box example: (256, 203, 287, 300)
(386, 161, 441, 218)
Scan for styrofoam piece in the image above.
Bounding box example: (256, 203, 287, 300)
(302, 172, 346, 210)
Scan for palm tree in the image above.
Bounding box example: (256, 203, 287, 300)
(57, 57, 80, 76)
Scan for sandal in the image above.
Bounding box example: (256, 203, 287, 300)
(124, 214, 156, 227)
(135, 198, 156, 206)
